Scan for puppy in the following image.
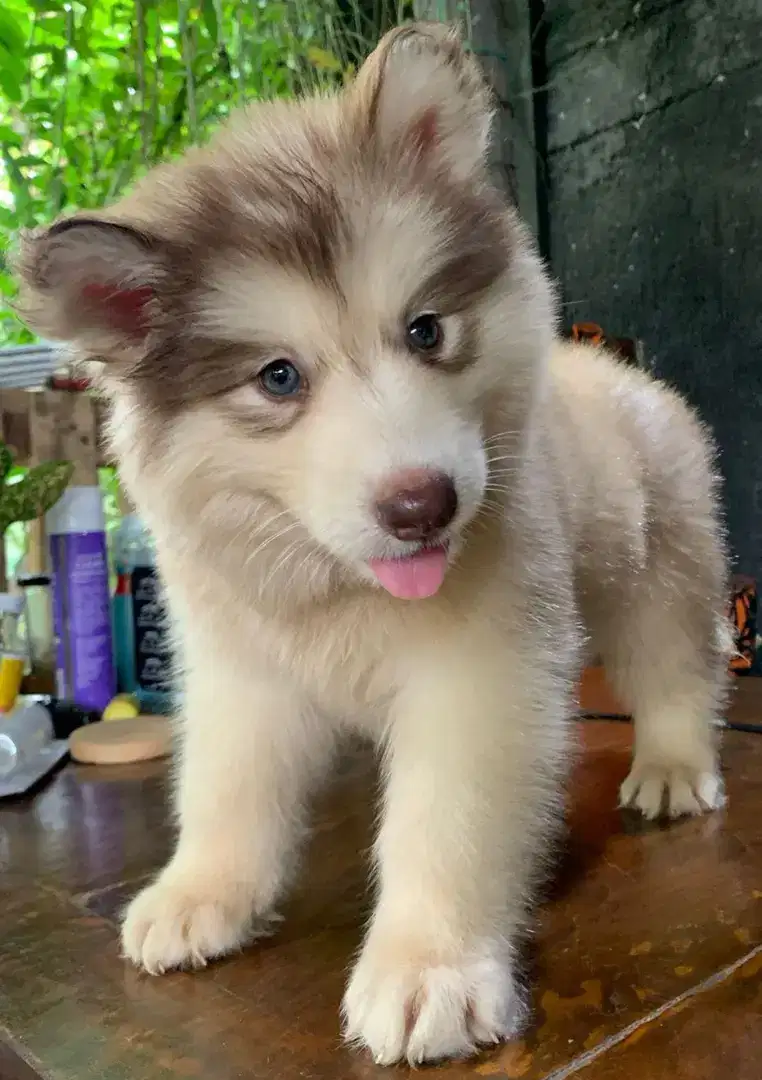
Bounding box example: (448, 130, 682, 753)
(15, 23, 730, 1066)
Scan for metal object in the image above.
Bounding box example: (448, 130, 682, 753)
(0, 345, 62, 389)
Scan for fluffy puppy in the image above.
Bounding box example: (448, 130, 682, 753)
(15, 22, 730, 1066)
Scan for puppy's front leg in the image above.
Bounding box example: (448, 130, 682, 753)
(122, 660, 331, 974)
(343, 631, 571, 1065)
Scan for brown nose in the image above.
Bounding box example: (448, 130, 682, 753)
(374, 469, 458, 541)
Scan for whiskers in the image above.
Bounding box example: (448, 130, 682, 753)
(483, 429, 520, 448)
(466, 430, 523, 540)
(243, 509, 336, 602)
(483, 430, 521, 479)
(482, 433, 520, 512)
(243, 512, 301, 568)
(258, 535, 312, 595)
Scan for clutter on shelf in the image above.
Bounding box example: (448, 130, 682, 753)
(0, 386, 173, 795)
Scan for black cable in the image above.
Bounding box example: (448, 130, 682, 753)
(577, 712, 631, 723)
(723, 721, 762, 734)
(577, 711, 762, 735)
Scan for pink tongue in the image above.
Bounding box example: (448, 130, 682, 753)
(368, 547, 448, 600)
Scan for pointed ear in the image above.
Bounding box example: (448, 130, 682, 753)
(14, 216, 170, 358)
(348, 22, 493, 183)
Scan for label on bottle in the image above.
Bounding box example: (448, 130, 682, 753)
(130, 566, 172, 694)
(50, 531, 116, 712)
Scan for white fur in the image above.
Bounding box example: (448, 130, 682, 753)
(18, 22, 730, 1066)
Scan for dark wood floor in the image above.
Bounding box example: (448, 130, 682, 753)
(0, 679, 760, 1080)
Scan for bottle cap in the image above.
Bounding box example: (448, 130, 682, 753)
(46, 485, 106, 535)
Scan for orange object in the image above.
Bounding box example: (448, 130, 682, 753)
(0, 655, 25, 712)
(571, 322, 605, 346)
(728, 579, 756, 673)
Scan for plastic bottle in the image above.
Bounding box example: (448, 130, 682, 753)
(112, 506, 172, 714)
(13, 518, 56, 695)
(0, 700, 55, 778)
(47, 485, 116, 712)
(111, 493, 137, 695)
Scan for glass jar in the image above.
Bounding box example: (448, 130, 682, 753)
(17, 572, 55, 686)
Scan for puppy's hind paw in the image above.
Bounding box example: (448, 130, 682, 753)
(619, 762, 725, 820)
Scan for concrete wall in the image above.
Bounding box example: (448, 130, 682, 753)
(543, 0, 762, 579)
(415, 0, 539, 226)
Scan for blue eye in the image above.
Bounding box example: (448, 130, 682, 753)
(406, 313, 443, 354)
(258, 360, 303, 398)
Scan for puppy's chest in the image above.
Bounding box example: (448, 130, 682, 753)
(255, 603, 401, 721)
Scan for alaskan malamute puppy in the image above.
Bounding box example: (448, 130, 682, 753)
(16, 23, 729, 1065)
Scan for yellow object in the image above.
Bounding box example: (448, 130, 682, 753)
(0, 654, 25, 713)
(102, 694, 140, 721)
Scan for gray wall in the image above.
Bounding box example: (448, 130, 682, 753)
(543, 0, 762, 580)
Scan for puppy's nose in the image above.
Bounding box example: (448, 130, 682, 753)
(374, 469, 458, 541)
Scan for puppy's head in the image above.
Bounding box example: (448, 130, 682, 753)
(15, 23, 554, 604)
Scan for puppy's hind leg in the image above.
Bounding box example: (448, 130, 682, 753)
(599, 517, 731, 821)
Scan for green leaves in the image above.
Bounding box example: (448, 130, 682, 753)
(201, 0, 220, 46)
(0, 441, 73, 536)
(0, 9, 28, 54)
(0, 444, 13, 484)
(0, 6, 31, 102)
(0, 0, 414, 346)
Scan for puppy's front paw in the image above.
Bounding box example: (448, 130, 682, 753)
(619, 760, 725, 820)
(342, 935, 523, 1065)
(121, 870, 268, 974)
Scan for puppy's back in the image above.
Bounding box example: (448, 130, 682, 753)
(545, 340, 723, 575)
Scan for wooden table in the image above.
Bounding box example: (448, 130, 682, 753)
(0, 682, 761, 1080)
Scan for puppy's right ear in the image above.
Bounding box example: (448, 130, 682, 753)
(348, 22, 493, 184)
(14, 216, 170, 359)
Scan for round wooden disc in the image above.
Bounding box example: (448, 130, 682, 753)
(69, 716, 172, 765)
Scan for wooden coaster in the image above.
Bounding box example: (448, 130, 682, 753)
(69, 716, 172, 765)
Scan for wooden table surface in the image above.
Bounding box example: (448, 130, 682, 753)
(0, 680, 760, 1080)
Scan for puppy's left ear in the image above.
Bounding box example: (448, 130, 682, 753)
(12, 214, 171, 362)
(348, 22, 493, 183)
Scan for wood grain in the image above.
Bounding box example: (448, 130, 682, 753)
(0, 691, 760, 1079)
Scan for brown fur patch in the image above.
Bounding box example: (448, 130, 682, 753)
(13, 20, 509, 421)
(408, 185, 512, 318)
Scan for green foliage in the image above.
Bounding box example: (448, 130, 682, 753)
(0, 439, 73, 534)
(0, 443, 13, 483)
(2, 464, 118, 582)
(0, 0, 416, 345)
